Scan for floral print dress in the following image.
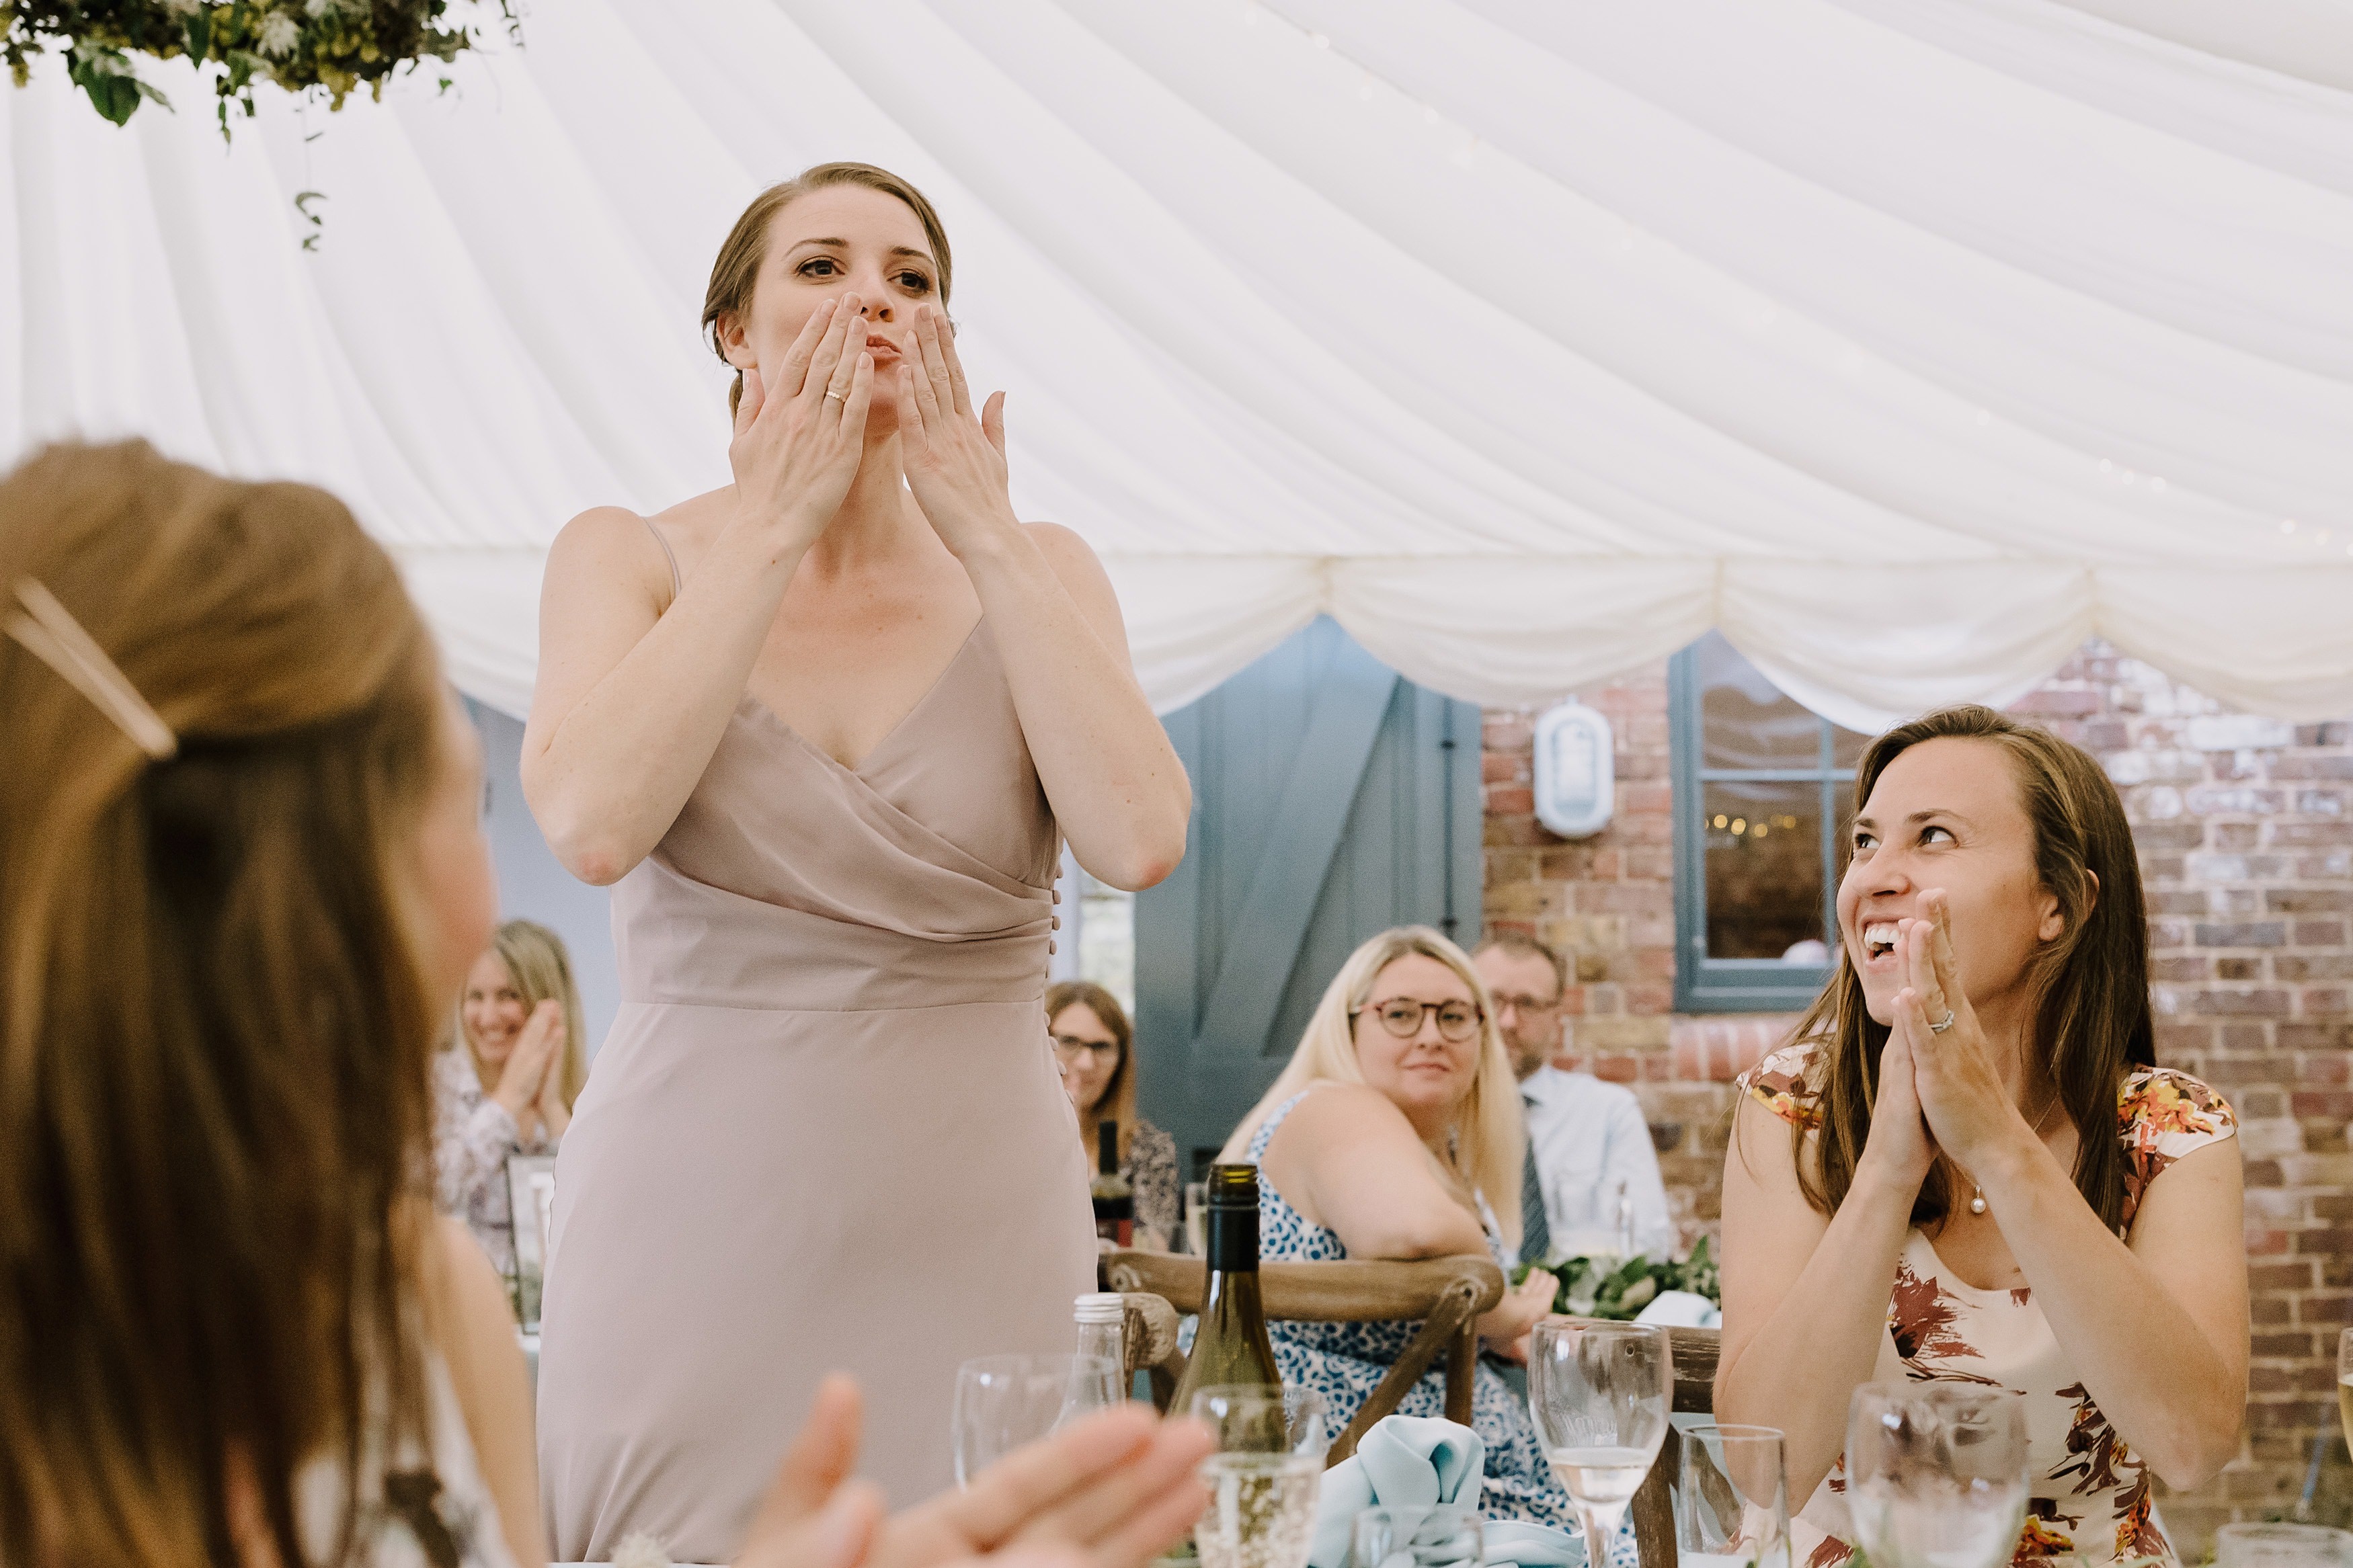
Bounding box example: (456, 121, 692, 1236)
(1236, 1092, 1639, 1567)
(1740, 1043, 2238, 1568)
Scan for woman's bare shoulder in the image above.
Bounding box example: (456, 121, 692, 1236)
(1273, 1081, 1414, 1149)
(547, 489, 732, 595)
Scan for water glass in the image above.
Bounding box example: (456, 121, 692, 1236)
(1191, 1383, 1331, 1458)
(2337, 1327, 2353, 1460)
(1844, 1383, 2029, 1568)
(951, 1353, 1121, 1486)
(2217, 1523, 2353, 1568)
(1674, 1425, 1788, 1568)
(1351, 1505, 1483, 1568)
(1527, 1320, 1671, 1548)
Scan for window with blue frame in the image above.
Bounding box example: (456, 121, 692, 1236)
(1669, 632, 1870, 1014)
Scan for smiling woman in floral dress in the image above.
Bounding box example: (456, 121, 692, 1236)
(1717, 706, 2246, 1568)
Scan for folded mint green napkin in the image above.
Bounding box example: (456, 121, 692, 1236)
(1305, 1415, 1583, 1568)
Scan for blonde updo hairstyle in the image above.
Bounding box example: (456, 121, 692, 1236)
(703, 161, 955, 417)
(1220, 925, 1525, 1250)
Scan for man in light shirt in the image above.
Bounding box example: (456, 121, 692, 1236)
(1472, 934, 1675, 1266)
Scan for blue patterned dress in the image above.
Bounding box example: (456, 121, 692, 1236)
(1240, 1093, 1637, 1564)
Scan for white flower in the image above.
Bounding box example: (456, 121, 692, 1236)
(304, 0, 336, 16)
(257, 10, 302, 55)
(161, 0, 206, 15)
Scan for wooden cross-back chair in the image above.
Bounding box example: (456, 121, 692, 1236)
(1628, 1327, 1722, 1568)
(1101, 1249, 1503, 1466)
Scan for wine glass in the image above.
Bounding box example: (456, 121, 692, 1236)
(1844, 1383, 2028, 1568)
(1527, 1320, 1671, 1563)
(951, 1352, 1121, 1487)
(1191, 1385, 1329, 1568)
(1351, 1505, 1483, 1568)
(2216, 1523, 2353, 1568)
(1674, 1425, 1788, 1568)
(2337, 1327, 2353, 1460)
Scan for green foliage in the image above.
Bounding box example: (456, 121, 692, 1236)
(1511, 1237, 1722, 1320)
(6, 0, 522, 134)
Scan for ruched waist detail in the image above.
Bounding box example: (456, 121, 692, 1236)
(613, 853, 1052, 1013)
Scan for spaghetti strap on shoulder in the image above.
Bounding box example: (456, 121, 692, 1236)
(641, 515, 682, 597)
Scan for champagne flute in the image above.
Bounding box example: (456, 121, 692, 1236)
(1191, 1385, 1328, 1568)
(1844, 1383, 2028, 1568)
(951, 1353, 1121, 1487)
(1527, 1320, 1671, 1562)
(1674, 1425, 1789, 1568)
(2337, 1327, 2353, 1460)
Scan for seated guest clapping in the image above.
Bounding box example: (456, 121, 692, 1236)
(436, 919, 587, 1276)
(1472, 934, 1673, 1263)
(1717, 706, 2247, 1568)
(0, 441, 1211, 1568)
(1050, 980, 1179, 1249)
(1220, 927, 1628, 1554)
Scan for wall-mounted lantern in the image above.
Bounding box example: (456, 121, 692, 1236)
(1533, 700, 1614, 839)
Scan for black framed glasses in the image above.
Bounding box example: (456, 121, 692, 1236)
(1352, 997, 1485, 1043)
(1051, 1034, 1120, 1061)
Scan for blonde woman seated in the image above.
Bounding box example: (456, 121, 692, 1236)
(1718, 707, 2247, 1568)
(434, 919, 588, 1278)
(1221, 926, 1617, 1546)
(1050, 980, 1179, 1249)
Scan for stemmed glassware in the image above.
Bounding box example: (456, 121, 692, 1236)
(950, 1352, 1121, 1487)
(2215, 1523, 2353, 1568)
(1843, 1383, 2028, 1568)
(1674, 1424, 1789, 1568)
(1191, 1385, 1329, 1568)
(1527, 1321, 1671, 1562)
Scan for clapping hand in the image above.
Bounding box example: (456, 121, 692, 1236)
(735, 1375, 1213, 1568)
(489, 999, 565, 1133)
(894, 304, 1020, 559)
(727, 294, 879, 556)
(1893, 891, 2021, 1178)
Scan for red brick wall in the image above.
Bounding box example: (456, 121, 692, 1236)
(1480, 641, 2353, 1549)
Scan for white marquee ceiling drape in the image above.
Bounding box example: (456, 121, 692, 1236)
(6, 0, 2350, 730)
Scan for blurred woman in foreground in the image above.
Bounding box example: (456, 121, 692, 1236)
(0, 441, 1209, 1568)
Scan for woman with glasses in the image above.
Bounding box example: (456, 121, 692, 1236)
(1049, 981, 1179, 1249)
(1215, 927, 1622, 1549)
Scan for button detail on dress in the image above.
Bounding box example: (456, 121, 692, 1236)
(1051, 915, 1062, 930)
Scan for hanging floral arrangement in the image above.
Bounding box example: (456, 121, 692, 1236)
(4, 0, 519, 135)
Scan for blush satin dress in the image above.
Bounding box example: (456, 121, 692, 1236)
(537, 532, 1096, 1563)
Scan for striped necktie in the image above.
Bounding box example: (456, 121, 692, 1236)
(1520, 1093, 1550, 1266)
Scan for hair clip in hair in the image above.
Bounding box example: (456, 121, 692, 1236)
(5, 578, 177, 760)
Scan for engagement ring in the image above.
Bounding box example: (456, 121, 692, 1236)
(1929, 1009, 1956, 1034)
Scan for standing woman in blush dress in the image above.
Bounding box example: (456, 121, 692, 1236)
(525, 163, 1190, 1565)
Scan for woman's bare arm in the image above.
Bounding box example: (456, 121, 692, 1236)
(421, 1216, 546, 1568)
(522, 301, 876, 884)
(1260, 1085, 1490, 1261)
(1714, 1098, 1919, 1502)
(895, 308, 1188, 891)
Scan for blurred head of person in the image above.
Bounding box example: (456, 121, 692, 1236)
(1220, 925, 1523, 1251)
(1472, 932, 1568, 1081)
(0, 441, 495, 1567)
(1048, 979, 1136, 1161)
(458, 917, 589, 1108)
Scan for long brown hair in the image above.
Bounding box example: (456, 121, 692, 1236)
(459, 917, 591, 1108)
(0, 442, 448, 1567)
(1784, 705, 2155, 1233)
(1049, 979, 1138, 1163)
(703, 161, 955, 416)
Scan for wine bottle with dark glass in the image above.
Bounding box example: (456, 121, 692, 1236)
(1091, 1122, 1134, 1247)
(1168, 1161, 1280, 1415)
